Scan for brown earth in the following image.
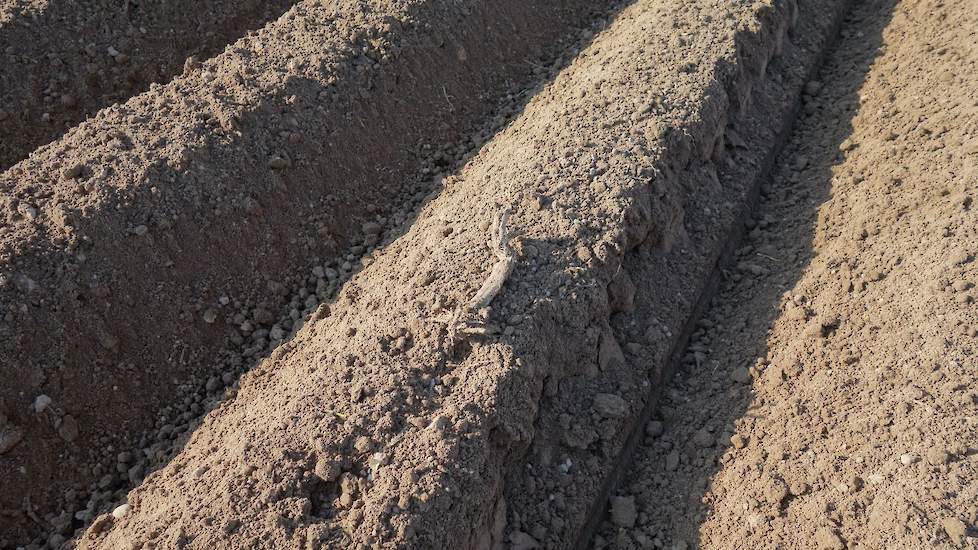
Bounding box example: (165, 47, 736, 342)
(0, 0, 300, 171)
(505, 0, 853, 546)
(592, 0, 978, 548)
(0, 0, 975, 548)
(0, 0, 616, 543)
(68, 0, 850, 548)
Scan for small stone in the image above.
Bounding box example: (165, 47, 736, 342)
(127, 464, 145, 484)
(609, 495, 637, 528)
(202, 308, 218, 324)
(314, 458, 341, 482)
(13, 272, 39, 293)
(111, 503, 130, 519)
(510, 531, 540, 550)
(98, 473, 114, 489)
(362, 222, 382, 235)
(692, 429, 714, 448)
(527, 193, 545, 211)
(353, 436, 374, 453)
(927, 446, 950, 465)
(900, 453, 918, 466)
(593, 393, 628, 419)
(224, 519, 241, 534)
(20, 204, 38, 221)
(645, 420, 664, 438)
(730, 434, 748, 449)
(576, 246, 593, 263)
(865, 473, 884, 485)
(33, 394, 53, 413)
(131, 224, 149, 236)
(789, 480, 809, 496)
(428, 415, 450, 433)
(268, 156, 290, 169)
(89, 514, 113, 534)
(367, 452, 388, 474)
(941, 517, 967, 547)
(0, 425, 24, 455)
(730, 367, 752, 384)
(665, 450, 680, 471)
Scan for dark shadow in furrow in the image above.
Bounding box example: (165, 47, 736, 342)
(0, 0, 299, 172)
(587, 1, 896, 548)
(0, 1, 624, 544)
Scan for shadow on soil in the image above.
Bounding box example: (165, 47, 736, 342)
(592, 0, 899, 548)
(1, 0, 630, 545)
(0, 0, 301, 171)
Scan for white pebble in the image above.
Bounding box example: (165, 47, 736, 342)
(111, 503, 130, 519)
(33, 394, 52, 413)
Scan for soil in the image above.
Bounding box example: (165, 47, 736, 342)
(591, 0, 978, 548)
(0, 0, 300, 171)
(0, 0, 614, 543)
(0, 0, 975, 548)
(71, 0, 846, 548)
(504, 0, 852, 546)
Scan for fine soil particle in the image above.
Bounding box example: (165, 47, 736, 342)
(592, 0, 978, 548)
(1, 0, 974, 547)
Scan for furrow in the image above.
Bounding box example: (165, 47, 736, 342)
(70, 0, 853, 548)
(0, 0, 300, 171)
(591, 0, 978, 547)
(0, 0, 616, 542)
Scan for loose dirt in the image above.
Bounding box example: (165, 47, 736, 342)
(0, 0, 300, 172)
(68, 0, 850, 548)
(592, 0, 978, 548)
(0, 0, 613, 543)
(1, 0, 975, 548)
(505, 0, 853, 546)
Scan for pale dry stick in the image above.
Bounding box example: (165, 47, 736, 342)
(466, 207, 515, 312)
(442, 85, 455, 112)
(436, 208, 516, 341)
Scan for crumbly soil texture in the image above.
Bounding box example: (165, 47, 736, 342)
(0, 0, 976, 549)
(592, 0, 978, 549)
(0, 0, 300, 171)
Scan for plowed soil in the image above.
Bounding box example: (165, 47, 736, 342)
(0, 0, 299, 171)
(1, 0, 975, 548)
(71, 0, 845, 547)
(0, 0, 615, 543)
(592, 0, 978, 548)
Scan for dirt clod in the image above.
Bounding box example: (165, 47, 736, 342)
(609, 496, 637, 528)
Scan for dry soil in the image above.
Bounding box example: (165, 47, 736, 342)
(592, 0, 978, 548)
